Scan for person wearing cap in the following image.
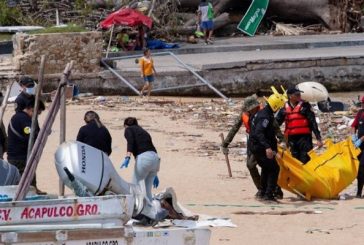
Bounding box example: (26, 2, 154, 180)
(221, 95, 262, 195)
(77, 111, 112, 156)
(350, 96, 364, 197)
(7, 95, 46, 195)
(249, 93, 285, 201)
(221, 95, 285, 199)
(16, 76, 37, 113)
(276, 87, 323, 164)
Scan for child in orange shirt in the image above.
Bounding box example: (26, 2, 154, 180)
(140, 49, 156, 97)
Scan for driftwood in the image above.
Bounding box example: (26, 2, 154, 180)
(274, 23, 314, 36)
(163, 12, 230, 35)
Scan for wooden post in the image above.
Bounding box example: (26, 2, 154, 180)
(105, 24, 115, 58)
(27, 55, 46, 159)
(59, 61, 74, 196)
(219, 133, 232, 177)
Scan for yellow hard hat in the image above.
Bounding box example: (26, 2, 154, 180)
(266, 93, 285, 112)
(271, 85, 288, 101)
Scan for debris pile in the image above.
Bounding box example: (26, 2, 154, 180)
(8, 0, 364, 39)
(273, 23, 327, 36)
(13, 0, 112, 29)
(67, 95, 360, 157)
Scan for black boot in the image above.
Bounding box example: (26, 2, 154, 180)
(262, 193, 278, 202)
(357, 181, 363, 198)
(255, 189, 264, 200)
(274, 187, 284, 199)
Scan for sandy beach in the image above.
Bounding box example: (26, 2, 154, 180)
(4, 94, 364, 245)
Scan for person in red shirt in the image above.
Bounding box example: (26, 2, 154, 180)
(351, 96, 364, 197)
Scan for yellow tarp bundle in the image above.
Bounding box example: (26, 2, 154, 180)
(276, 137, 360, 200)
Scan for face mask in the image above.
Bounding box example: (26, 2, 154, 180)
(25, 87, 35, 95)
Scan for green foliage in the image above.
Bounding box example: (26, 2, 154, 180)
(0, 1, 22, 26)
(28, 24, 87, 34)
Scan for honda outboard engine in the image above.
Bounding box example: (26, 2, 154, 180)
(55, 141, 165, 221)
(0, 160, 20, 186)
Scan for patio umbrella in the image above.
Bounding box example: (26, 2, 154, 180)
(100, 8, 153, 29)
(100, 8, 152, 57)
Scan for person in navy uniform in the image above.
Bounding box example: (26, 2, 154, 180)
(7, 95, 46, 194)
(15, 76, 37, 113)
(249, 93, 285, 201)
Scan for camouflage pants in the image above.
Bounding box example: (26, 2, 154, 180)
(246, 153, 261, 190)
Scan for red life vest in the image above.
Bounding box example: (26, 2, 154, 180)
(284, 101, 311, 136)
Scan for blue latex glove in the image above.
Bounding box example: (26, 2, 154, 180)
(120, 156, 130, 168)
(153, 176, 159, 188)
(355, 139, 362, 148)
(352, 134, 359, 143)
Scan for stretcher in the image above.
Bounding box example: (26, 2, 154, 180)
(276, 138, 360, 200)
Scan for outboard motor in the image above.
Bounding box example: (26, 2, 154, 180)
(0, 160, 20, 186)
(55, 141, 166, 221)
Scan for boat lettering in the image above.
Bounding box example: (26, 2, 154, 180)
(0, 209, 11, 221)
(20, 204, 98, 220)
(81, 145, 87, 173)
(86, 240, 118, 245)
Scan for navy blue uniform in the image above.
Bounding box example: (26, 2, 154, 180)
(7, 111, 39, 186)
(77, 120, 112, 155)
(249, 105, 279, 200)
(15, 92, 33, 113)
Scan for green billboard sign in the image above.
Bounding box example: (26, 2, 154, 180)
(237, 0, 269, 37)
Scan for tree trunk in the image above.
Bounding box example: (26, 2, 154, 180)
(165, 12, 231, 35)
(178, 0, 364, 31)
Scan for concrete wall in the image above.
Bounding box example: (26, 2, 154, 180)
(12, 32, 103, 75)
(40, 56, 364, 97)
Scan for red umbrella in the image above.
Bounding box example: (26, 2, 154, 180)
(100, 8, 153, 29)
